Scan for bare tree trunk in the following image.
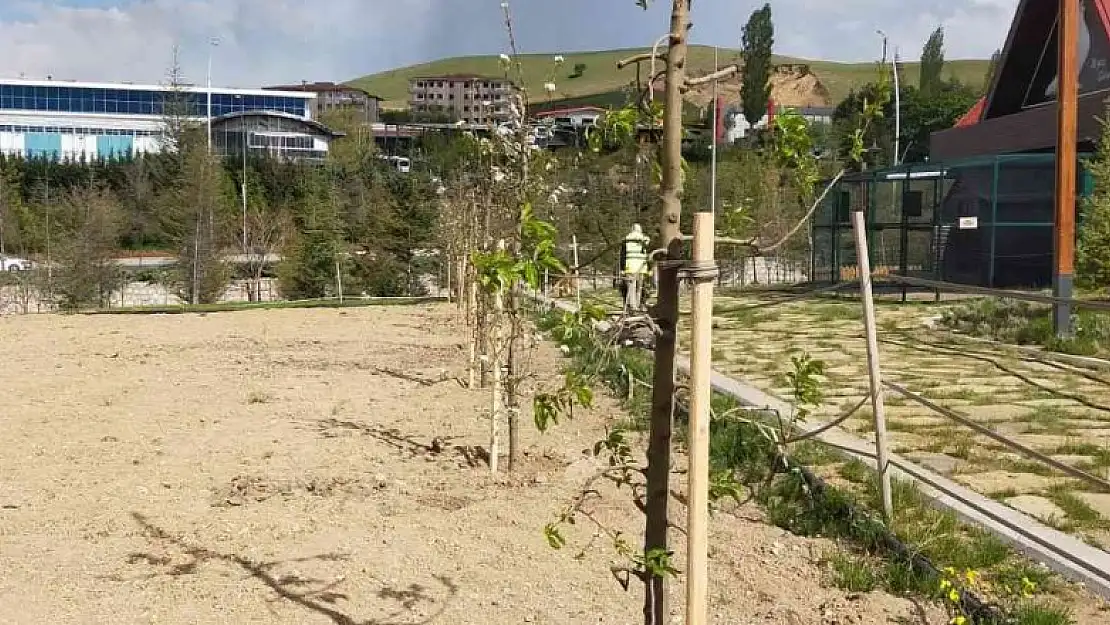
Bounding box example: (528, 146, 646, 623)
(644, 2, 690, 623)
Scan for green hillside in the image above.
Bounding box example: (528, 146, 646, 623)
(348, 45, 990, 109)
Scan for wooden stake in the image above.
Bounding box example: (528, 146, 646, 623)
(467, 278, 478, 390)
(571, 235, 581, 309)
(335, 258, 343, 304)
(490, 241, 506, 474)
(685, 212, 715, 625)
(446, 256, 452, 304)
(1054, 0, 1079, 337)
(851, 210, 893, 522)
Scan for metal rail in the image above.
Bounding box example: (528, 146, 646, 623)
(879, 273, 1110, 312)
(886, 382, 1110, 493)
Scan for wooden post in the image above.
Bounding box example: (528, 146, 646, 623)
(489, 241, 506, 474)
(335, 258, 343, 304)
(445, 255, 452, 304)
(685, 212, 715, 625)
(571, 235, 581, 309)
(1054, 0, 1079, 337)
(851, 210, 893, 522)
(468, 278, 478, 390)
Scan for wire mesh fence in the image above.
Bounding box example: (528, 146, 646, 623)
(813, 153, 1094, 290)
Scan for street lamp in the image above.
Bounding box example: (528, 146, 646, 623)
(206, 36, 221, 154)
(876, 29, 901, 166)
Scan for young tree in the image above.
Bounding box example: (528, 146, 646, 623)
(52, 184, 125, 310)
(740, 3, 774, 128)
(920, 26, 946, 95)
(1078, 112, 1110, 290)
(278, 170, 347, 299)
(161, 147, 235, 304)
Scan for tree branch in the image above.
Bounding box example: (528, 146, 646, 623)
(617, 52, 668, 69)
(683, 65, 740, 88)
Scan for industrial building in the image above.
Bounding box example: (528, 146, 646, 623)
(0, 78, 339, 161)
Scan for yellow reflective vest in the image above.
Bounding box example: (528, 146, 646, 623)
(622, 233, 649, 275)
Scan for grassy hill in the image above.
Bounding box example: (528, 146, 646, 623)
(348, 45, 991, 110)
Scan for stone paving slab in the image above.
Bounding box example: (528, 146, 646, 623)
(564, 290, 1110, 550)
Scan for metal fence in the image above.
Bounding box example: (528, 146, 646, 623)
(812, 153, 1092, 289)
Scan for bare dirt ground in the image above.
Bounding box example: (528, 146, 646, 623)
(0, 304, 952, 624)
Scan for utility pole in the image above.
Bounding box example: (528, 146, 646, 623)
(710, 46, 719, 213)
(206, 36, 220, 154)
(1055, 0, 1079, 336)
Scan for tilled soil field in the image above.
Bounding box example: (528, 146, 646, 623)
(0, 304, 950, 624)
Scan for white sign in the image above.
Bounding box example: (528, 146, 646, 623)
(958, 217, 979, 230)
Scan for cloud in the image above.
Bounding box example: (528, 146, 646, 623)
(0, 0, 1020, 88)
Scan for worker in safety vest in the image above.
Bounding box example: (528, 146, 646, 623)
(619, 224, 651, 312)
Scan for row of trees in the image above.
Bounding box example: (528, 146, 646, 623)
(0, 119, 440, 310)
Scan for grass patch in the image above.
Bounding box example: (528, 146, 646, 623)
(838, 459, 872, 484)
(940, 298, 1110, 358)
(1045, 487, 1107, 531)
(1009, 602, 1075, 625)
(808, 303, 864, 323)
(823, 550, 879, 592)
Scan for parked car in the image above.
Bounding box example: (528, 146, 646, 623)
(0, 256, 32, 271)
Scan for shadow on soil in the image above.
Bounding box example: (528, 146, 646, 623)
(126, 512, 458, 625)
(305, 417, 490, 469)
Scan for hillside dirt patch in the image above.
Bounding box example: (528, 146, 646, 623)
(0, 304, 952, 624)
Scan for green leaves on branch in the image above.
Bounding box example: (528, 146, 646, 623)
(586, 103, 661, 153)
(773, 108, 820, 205)
(786, 353, 825, 422)
(470, 202, 564, 293)
(533, 371, 594, 432)
(848, 65, 893, 165)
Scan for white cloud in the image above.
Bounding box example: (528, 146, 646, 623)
(0, 0, 436, 87)
(0, 0, 1023, 88)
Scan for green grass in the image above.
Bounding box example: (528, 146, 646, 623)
(348, 45, 989, 109)
(538, 307, 1077, 623)
(82, 296, 446, 315)
(824, 550, 880, 592)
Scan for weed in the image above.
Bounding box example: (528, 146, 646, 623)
(1046, 488, 1106, 530)
(247, 390, 273, 404)
(824, 550, 879, 592)
(1009, 601, 1074, 625)
(838, 459, 872, 484)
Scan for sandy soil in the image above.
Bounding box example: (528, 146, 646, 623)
(0, 304, 953, 624)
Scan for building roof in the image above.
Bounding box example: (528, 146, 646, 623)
(211, 110, 345, 137)
(932, 0, 1110, 159)
(0, 77, 314, 99)
(262, 82, 382, 100)
(954, 97, 986, 128)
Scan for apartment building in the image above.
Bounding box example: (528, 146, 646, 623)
(408, 74, 512, 124)
(263, 82, 381, 123)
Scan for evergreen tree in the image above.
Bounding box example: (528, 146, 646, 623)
(1077, 111, 1110, 291)
(984, 48, 1001, 95)
(740, 3, 774, 128)
(920, 26, 946, 95)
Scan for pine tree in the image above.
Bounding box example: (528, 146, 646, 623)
(740, 3, 774, 128)
(920, 26, 946, 95)
(1077, 112, 1110, 291)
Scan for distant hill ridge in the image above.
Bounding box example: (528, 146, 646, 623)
(347, 45, 991, 111)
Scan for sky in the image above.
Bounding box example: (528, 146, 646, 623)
(0, 0, 1020, 88)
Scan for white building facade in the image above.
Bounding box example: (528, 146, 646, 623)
(0, 78, 321, 161)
